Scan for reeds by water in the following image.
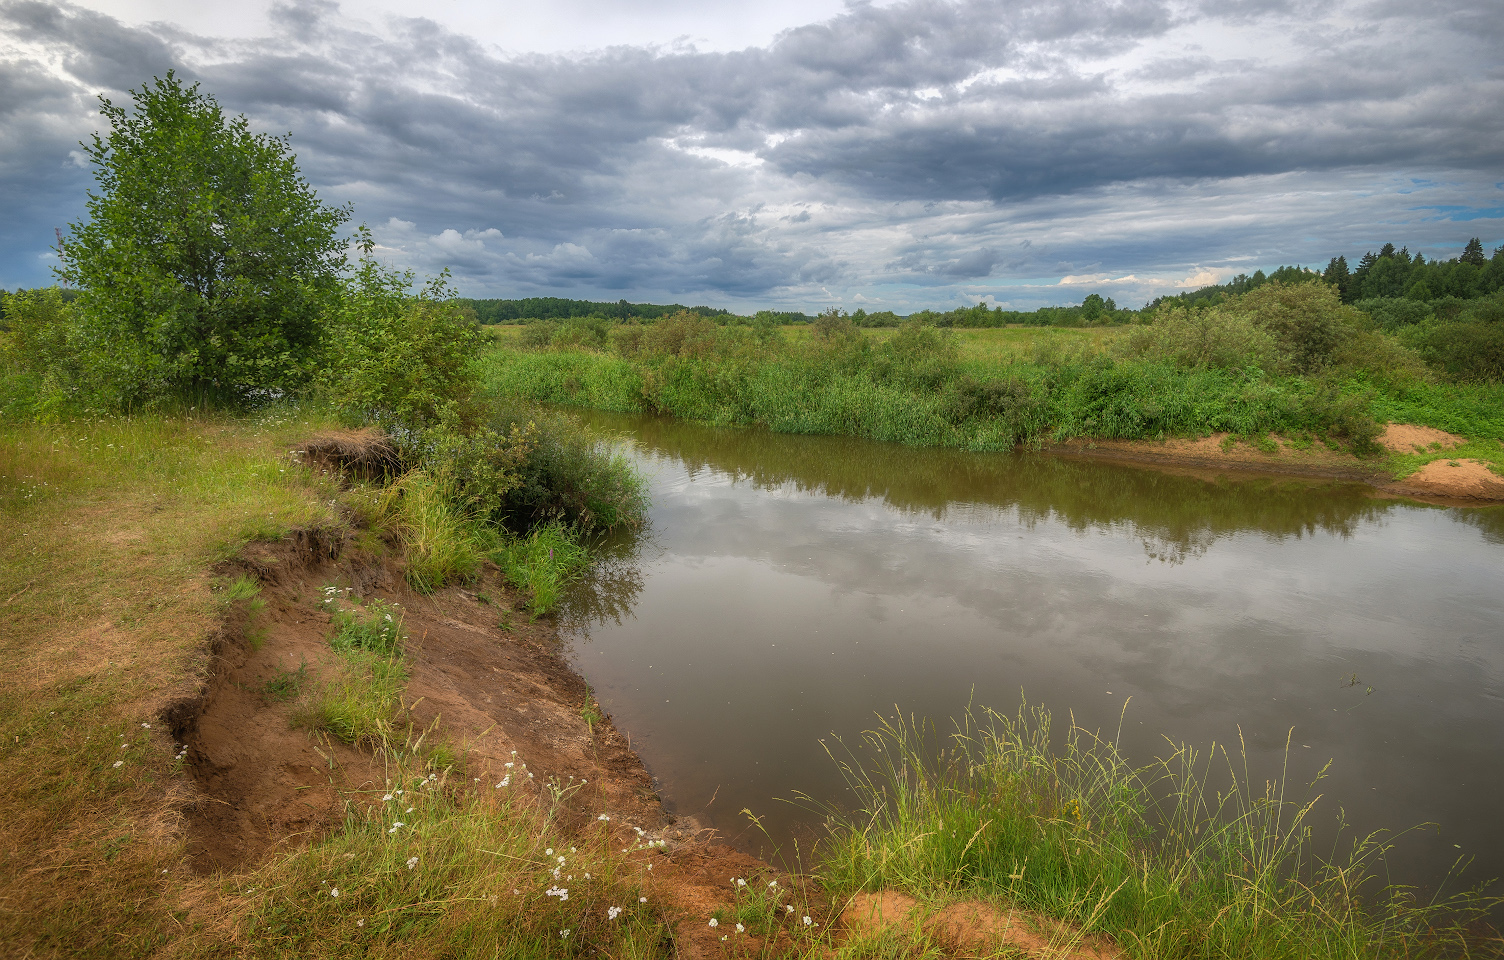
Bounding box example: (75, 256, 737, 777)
(812, 702, 1500, 959)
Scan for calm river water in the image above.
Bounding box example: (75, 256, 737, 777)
(557, 410, 1504, 894)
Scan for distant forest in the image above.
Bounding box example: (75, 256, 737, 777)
(452, 237, 1502, 329)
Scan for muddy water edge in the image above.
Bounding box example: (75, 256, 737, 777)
(556, 409, 1504, 902)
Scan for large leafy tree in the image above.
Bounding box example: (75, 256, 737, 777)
(57, 72, 349, 403)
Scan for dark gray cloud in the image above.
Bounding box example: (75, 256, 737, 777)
(1, 0, 1500, 309)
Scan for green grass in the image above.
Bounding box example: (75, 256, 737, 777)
(311, 597, 410, 745)
(492, 522, 593, 617)
(0, 403, 349, 957)
(180, 749, 671, 959)
(812, 702, 1500, 960)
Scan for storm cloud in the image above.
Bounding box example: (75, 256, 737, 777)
(2, 0, 1500, 309)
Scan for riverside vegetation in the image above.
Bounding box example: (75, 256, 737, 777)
(2, 72, 1500, 957)
(479, 280, 1504, 483)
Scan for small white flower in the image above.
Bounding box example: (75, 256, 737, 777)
(406, 857, 419, 870)
(560, 929, 570, 939)
(382, 794, 393, 802)
(330, 888, 340, 898)
(769, 880, 778, 888)
(785, 905, 794, 913)
(803, 916, 813, 926)
(584, 872, 591, 879)
(708, 918, 718, 928)
(597, 813, 610, 821)
(607, 906, 622, 920)
(505, 762, 514, 768)
(495, 777, 509, 787)
(113, 760, 123, 768)
(736, 878, 747, 888)
(545, 848, 553, 856)
(736, 923, 745, 933)
(356, 919, 364, 927)
(640, 897, 648, 903)
(405, 807, 413, 813)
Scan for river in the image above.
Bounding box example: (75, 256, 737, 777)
(557, 409, 1504, 895)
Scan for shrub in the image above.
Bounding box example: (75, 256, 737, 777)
(1223, 282, 1360, 374)
(1355, 297, 1432, 331)
(322, 252, 483, 430)
(1408, 321, 1504, 383)
(1118, 303, 1281, 371)
(484, 408, 647, 532)
(638, 311, 719, 357)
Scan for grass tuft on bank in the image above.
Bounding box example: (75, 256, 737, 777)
(813, 702, 1500, 960)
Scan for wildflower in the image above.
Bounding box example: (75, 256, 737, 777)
(495, 777, 509, 788)
(736, 878, 746, 888)
(545, 886, 569, 901)
(113, 760, 123, 768)
(785, 905, 794, 913)
(736, 923, 745, 933)
(708, 918, 718, 928)
(331, 888, 340, 898)
(640, 897, 648, 903)
(558, 856, 566, 865)
(560, 929, 571, 939)
(769, 880, 778, 888)
(607, 906, 622, 920)
(597, 813, 610, 821)
(406, 856, 419, 870)
(382, 794, 393, 802)
(803, 916, 812, 926)
(546, 848, 553, 855)
(356, 919, 364, 927)
(405, 807, 413, 813)
(505, 762, 514, 768)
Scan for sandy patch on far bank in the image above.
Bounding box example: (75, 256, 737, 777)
(1391, 459, 1504, 501)
(1378, 423, 1464, 453)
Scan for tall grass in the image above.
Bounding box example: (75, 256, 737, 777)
(813, 702, 1499, 959)
(492, 522, 592, 617)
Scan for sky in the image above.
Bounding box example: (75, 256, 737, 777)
(1, 0, 1501, 311)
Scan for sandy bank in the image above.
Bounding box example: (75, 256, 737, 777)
(1042, 423, 1503, 504)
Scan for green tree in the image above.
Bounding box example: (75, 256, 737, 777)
(57, 72, 349, 405)
(1460, 237, 1487, 266)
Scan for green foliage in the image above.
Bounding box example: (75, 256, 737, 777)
(1119, 303, 1281, 371)
(1406, 321, 1504, 383)
(56, 73, 348, 407)
(491, 523, 592, 616)
(327, 596, 405, 657)
(482, 407, 648, 533)
(322, 246, 484, 429)
(814, 702, 1499, 960)
(371, 472, 493, 593)
(314, 597, 408, 745)
(1355, 297, 1433, 330)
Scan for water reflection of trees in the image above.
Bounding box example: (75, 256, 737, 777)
(571, 409, 1399, 566)
(558, 523, 651, 639)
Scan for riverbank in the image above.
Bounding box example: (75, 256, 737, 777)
(4, 412, 1500, 958)
(1041, 423, 1504, 503)
(476, 308, 1504, 505)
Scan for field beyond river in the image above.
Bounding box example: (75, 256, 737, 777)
(477, 286, 1504, 502)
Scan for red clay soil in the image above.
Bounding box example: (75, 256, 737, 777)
(1042, 423, 1504, 503)
(839, 891, 1122, 960)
